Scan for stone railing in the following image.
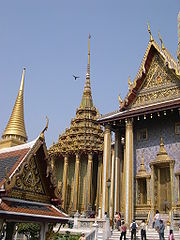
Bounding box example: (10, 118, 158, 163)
(85, 229, 95, 240)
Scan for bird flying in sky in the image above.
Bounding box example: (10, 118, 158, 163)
(73, 75, 80, 80)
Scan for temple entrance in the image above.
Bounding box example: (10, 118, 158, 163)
(159, 167, 171, 212)
(150, 138, 175, 213)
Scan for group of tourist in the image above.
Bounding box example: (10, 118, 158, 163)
(113, 210, 175, 240)
(153, 210, 175, 240)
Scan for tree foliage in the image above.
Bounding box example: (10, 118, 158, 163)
(17, 223, 40, 240)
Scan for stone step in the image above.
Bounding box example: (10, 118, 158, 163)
(108, 229, 180, 240)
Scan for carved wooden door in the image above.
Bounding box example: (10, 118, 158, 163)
(160, 167, 171, 212)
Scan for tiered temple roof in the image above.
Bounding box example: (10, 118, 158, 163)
(49, 35, 103, 156)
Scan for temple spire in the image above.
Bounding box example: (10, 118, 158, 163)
(0, 68, 27, 148)
(80, 34, 93, 108)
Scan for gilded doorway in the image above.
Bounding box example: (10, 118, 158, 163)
(159, 167, 171, 212)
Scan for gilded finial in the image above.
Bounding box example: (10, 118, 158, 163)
(128, 76, 132, 89)
(80, 34, 93, 108)
(141, 153, 144, 165)
(160, 136, 164, 145)
(88, 33, 91, 65)
(147, 21, 154, 42)
(118, 95, 123, 108)
(40, 116, 49, 139)
(158, 32, 165, 50)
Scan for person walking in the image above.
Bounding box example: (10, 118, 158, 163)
(130, 219, 138, 240)
(120, 221, 127, 240)
(154, 210, 161, 231)
(117, 212, 121, 231)
(140, 220, 146, 240)
(158, 219, 165, 240)
(114, 212, 118, 230)
(168, 229, 175, 240)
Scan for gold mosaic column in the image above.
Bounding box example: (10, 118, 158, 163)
(86, 153, 93, 208)
(110, 147, 115, 219)
(97, 155, 103, 210)
(102, 125, 111, 218)
(121, 145, 126, 212)
(177, 175, 180, 202)
(124, 119, 133, 224)
(114, 130, 121, 213)
(62, 155, 68, 209)
(73, 153, 80, 210)
(150, 165, 155, 210)
(170, 162, 175, 208)
(158, 168, 160, 209)
(146, 177, 151, 205)
(135, 179, 139, 205)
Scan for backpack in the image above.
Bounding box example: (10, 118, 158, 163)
(131, 222, 136, 230)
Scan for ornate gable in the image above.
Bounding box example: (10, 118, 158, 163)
(12, 155, 45, 195)
(129, 52, 180, 109)
(3, 139, 55, 203)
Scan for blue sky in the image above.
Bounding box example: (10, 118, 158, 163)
(0, 1, 179, 147)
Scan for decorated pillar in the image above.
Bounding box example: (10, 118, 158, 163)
(96, 154, 103, 211)
(102, 125, 111, 218)
(151, 165, 155, 210)
(73, 153, 80, 210)
(135, 179, 139, 205)
(146, 177, 151, 205)
(124, 118, 134, 224)
(62, 155, 68, 209)
(170, 161, 175, 207)
(110, 146, 115, 219)
(121, 145, 126, 212)
(114, 130, 121, 213)
(85, 153, 93, 208)
(158, 168, 160, 209)
(177, 175, 180, 202)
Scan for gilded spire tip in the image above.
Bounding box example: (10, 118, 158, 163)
(80, 35, 93, 109)
(158, 32, 165, 50)
(147, 21, 154, 42)
(160, 136, 164, 145)
(19, 68, 26, 91)
(128, 76, 132, 89)
(118, 95, 123, 108)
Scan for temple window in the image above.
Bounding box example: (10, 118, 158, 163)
(175, 122, 180, 135)
(137, 128, 148, 141)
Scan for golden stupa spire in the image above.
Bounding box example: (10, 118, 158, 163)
(80, 34, 93, 108)
(1, 68, 27, 145)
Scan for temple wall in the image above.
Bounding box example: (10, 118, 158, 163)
(134, 112, 180, 174)
(133, 111, 180, 202)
